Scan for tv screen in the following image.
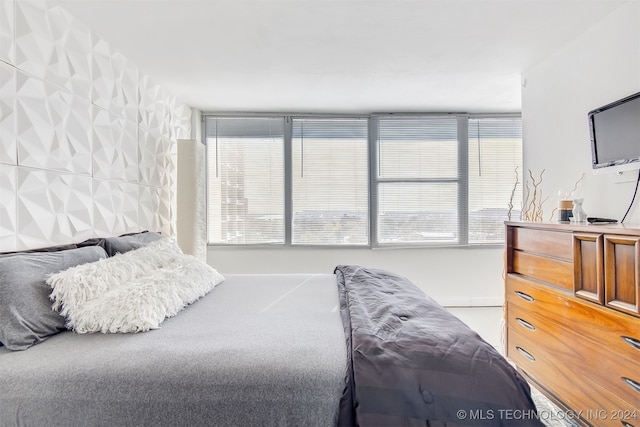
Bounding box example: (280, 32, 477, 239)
(589, 91, 640, 174)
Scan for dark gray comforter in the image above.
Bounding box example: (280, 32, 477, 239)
(335, 265, 542, 427)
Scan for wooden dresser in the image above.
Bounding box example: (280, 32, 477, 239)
(504, 221, 640, 427)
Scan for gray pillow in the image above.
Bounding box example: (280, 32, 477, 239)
(0, 245, 108, 350)
(0, 242, 78, 255)
(102, 231, 162, 256)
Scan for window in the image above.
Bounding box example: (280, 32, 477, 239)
(291, 118, 369, 245)
(468, 117, 523, 243)
(206, 117, 284, 244)
(374, 115, 522, 245)
(205, 114, 521, 247)
(376, 116, 461, 244)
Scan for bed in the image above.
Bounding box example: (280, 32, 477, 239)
(0, 232, 542, 427)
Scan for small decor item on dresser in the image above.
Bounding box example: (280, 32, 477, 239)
(586, 217, 618, 224)
(558, 198, 573, 223)
(557, 174, 586, 223)
(571, 198, 587, 222)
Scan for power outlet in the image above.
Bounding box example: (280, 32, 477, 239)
(612, 170, 638, 184)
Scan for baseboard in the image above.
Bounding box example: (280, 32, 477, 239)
(438, 296, 504, 307)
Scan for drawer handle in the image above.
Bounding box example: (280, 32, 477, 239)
(622, 377, 640, 393)
(515, 291, 534, 302)
(516, 318, 536, 331)
(622, 336, 640, 351)
(516, 346, 535, 362)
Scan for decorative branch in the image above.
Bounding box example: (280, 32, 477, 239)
(536, 196, 549, 221)
(510, 170, 583, 223)
(528, 170, 538, 219)
(521, 181, 530, 221)
(571, 172, 585, 196)
(520, 169, 545, 222)
(507, 167, 519, 221)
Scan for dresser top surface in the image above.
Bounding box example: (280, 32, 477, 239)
(505, 221, 640, 236)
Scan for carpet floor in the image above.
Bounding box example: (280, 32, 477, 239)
(531, 386, 581, 427)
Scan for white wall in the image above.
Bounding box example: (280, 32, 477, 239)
(208, 246, 505, 307)
(0, 0, 191, 251)
(208, 2, 640, 307)
(521, 1, 640, 223)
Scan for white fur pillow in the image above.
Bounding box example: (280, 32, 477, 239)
(47, 238, 224, 333)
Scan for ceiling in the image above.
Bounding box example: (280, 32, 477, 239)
(53, 0, 627, 113)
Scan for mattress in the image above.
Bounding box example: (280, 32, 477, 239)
(0, 274, 347, 427)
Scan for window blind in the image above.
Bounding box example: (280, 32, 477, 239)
(468, 116, 523, 243)
(376, 116, 460, 244)
(291, 117, 369, 245)
(205, 117, 285, 244)
(203, 113, 522, 247)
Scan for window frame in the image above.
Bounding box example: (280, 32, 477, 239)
(289, 115, 371, 246)
(204, 114, 287, 245)
(371, 114, 469, 247)
(203, 112, 521, 248)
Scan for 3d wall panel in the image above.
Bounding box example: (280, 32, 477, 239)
(15, 1, 92, 97)
(0, 0, 191, 252)
(91, 39, 138, 121)
(16, 167, 94, 249)
(16, 71, 93, 174)
(0, 165, 17, 250)
(92, 108, 138, 182)
(0, 0, 15, 63)
(0, 61, 16, 165)
(92, 179, 139, 237)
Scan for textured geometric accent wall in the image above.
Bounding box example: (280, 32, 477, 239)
(0, 0, 14, 64)
(0, 0, 191, 252)
(0, 164, 17, 250)
(0, 62, 16, 165)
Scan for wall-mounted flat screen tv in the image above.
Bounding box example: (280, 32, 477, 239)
(589, 91, 640, 174)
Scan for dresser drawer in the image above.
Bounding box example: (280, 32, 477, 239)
(505, 274, 573, 320)
(506, 274, 640, 366)
(511, 251, 573, 290)
(506, 303, 564, 355)
(507, 303, 640, 409)
(511, 227, 573, 260)
(562, 301, 640, 368)
(507, 327, 640, 427)
(604, 234, 640, 317)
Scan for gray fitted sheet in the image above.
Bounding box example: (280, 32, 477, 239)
(0, 274, 347, 427)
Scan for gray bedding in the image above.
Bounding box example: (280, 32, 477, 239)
(335, 265, 542, 427)
(1, 267, 542, 427)
(0, 274, 347, 427)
